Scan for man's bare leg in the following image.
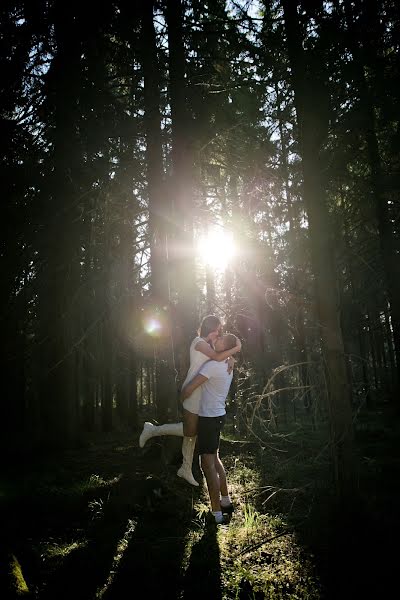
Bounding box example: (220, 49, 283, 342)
(215, 452, 228, 497)
(201, 453, 221, 512)
(215, 452, 233, 511)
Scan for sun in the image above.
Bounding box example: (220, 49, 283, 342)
(195, 227, 236, 271)
(143, 317, 162, 336)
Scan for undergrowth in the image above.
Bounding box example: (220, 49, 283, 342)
(0, 404, 397, 599)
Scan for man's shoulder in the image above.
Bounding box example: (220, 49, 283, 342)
(200, 360, 230, 376)
(199, 359, 219, 373)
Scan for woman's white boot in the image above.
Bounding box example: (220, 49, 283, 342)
(139, 421, 183, 448)
(177, 436, 199, 486)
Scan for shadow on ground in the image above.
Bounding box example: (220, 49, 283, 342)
(252, 413, 400, 600)
(1, 434, 207, 599)
(181, 521, 222, 600)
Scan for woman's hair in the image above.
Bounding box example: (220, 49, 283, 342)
(222, 333, 237, 351)
(199, 315, 221, 338)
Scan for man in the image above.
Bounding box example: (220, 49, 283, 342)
(180, 333, 238, 525)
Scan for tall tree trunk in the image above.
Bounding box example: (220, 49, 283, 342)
(204, 221, 216, 312)
(343, 0, 400, 396)
(81, 217, 97, 432)
(366, 309, 379, 393)
(277, 95, 310, 413)
(141, 0, 177, 421)
(282, 0, 355, 500)
(225, 173, 240, 325)
(166, 0, 197, 381)
(39, 0, 82, 447)
(128, 352, 138, 430)
(114, 221, 134, 428)
(0, 0, 36, 450)
(101, 263, 113, 432)
(343, 225, 372, 406)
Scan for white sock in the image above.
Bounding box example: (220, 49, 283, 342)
(212, 510, 224, 523)
(220, 495, 232, 507)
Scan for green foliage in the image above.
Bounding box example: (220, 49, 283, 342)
(217, 481, 320, 599)
(1, 0, 398, 508)
(5, 554, 30, 597)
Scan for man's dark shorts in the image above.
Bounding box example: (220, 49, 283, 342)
(198, 415, 226, 455)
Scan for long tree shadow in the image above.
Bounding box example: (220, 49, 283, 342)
(39, 520, 130, 600)
(39, 485, 193, 600)
(102, 439, 205, 599)
(102, 506, 191, 599)
(2, 436, 199, 600)
(181, 520, 222, 600)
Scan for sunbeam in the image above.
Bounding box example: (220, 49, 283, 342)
(195, 227, 236, 271)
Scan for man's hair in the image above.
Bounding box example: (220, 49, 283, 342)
(199, 315, 221, 337)
(222, 333, 237, 351)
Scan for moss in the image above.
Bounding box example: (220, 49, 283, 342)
(0, 553, 30, 598)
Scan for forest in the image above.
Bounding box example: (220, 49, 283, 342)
(1, 0, 399, 598)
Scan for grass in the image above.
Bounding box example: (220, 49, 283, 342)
(213, 453, 321, 599)
(1, 405, 398, 599)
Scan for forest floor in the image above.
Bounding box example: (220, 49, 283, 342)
(1, 407, 399, 599)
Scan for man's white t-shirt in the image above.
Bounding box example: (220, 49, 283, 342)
(198, 360, 233, 417)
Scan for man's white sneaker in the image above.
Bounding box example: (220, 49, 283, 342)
(139, 422, 155, 448)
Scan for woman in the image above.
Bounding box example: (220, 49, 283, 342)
(139, 315, 241, 486)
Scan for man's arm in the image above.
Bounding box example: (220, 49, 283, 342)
(180, 374, 208, 402)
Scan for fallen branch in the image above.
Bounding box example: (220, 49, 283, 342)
(235, 528, 292, 557)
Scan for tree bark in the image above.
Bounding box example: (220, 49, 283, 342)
(166, 0, 197, 381)
(38, 0, 82, 447)
(282, 0, 356, 500)
(343, 0, 400, 397)
(141, 0, 177, 421)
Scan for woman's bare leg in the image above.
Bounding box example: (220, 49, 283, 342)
(183, 409, 198, 436)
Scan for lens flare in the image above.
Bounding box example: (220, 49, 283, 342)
(144, 318, 162, 336)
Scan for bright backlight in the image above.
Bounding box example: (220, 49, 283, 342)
(196, 228, 236, 271)
(144, 318, 162, 335)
